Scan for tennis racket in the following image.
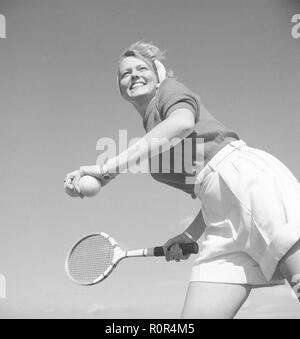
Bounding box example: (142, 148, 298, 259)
(65, 232, 199, 286)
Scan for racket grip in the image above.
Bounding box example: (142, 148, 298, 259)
(153, 242, 199, 257)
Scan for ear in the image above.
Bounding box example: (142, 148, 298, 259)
(154, 60, 167, 84)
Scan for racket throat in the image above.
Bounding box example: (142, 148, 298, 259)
(124, 248, 153, 258)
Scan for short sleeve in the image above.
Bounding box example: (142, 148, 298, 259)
(156, 78, 201, 123)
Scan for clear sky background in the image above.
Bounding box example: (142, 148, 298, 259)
(0, 0, 300, 318)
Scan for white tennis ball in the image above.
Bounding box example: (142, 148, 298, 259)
(79, 175, 101, 197)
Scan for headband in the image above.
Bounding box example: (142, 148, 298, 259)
(153, 59, 167, 84)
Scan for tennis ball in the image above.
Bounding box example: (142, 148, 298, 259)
(79, 175, 101, 197)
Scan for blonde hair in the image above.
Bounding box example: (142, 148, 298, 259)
(118, 41, 174, 78)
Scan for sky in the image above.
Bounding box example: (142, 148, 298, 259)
(0, 0, 300, 318)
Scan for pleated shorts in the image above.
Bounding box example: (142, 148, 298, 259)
(191, 140, 300, 285)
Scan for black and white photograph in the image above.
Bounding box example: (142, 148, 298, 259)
(1, 0, 300, 320)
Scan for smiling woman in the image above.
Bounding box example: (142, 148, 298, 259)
(64, 40, 300, 319)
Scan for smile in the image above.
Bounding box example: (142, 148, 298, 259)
(130, 81, 146, 90)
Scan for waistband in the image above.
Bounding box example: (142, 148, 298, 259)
(194, 140, 246, 196)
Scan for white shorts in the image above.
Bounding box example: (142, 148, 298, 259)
(191, 140, 300, 285)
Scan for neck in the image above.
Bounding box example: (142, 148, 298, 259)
(132, 93, 156, 118)
(133, 101, 151, 118)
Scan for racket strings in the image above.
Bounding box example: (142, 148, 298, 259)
(67, 235, 115, 284)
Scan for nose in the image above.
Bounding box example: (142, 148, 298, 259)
(131, 72, 140, 80)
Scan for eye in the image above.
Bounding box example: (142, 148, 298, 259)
(121, 71, 130, 78)
(139, 66, 148, 71)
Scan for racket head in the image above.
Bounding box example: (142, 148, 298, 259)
(65, 232, 123, 286)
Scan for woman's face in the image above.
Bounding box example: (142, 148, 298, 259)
(118, 56, 158, 106)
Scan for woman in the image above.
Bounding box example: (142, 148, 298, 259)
(64, 41, 300, 318)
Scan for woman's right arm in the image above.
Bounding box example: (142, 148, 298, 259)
(163, 209, 206, 261)
(184, 209, 206, 241)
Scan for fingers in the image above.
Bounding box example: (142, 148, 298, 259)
(163, 233, 194, 263)
(72, 170, 83, 194)
(64, 171, 77, 190)
(165, 243, 187, 262)
(64, 185, 80, 198)
(64, 170, 84, 198)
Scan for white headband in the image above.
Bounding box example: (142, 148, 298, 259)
(153, 59, 167, 84)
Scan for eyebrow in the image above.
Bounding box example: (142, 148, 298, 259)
(119, 63, 149, 74)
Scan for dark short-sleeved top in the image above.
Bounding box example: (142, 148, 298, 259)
(143, 78, 239, 198)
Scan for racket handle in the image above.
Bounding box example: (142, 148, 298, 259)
(153, 242, 199, 257)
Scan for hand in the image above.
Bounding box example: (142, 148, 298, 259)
(64, 165, 117, 198)
(163, 232, 196, 262)
(64, 169, 85, 198)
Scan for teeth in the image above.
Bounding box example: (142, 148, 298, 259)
(131, 83, 145, 89)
